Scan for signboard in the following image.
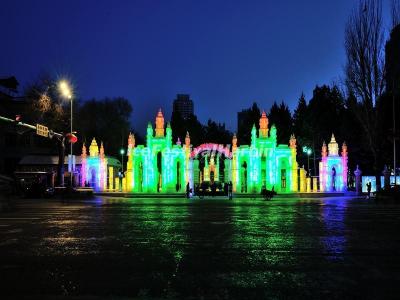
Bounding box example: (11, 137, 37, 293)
(36, 124, 49, 137)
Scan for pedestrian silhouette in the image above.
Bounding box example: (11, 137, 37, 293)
(366, 181, 372, 199)
(186, 182, 190, 198)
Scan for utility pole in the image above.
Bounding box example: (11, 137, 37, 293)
(394, 79, 397, 186)
(313, 139, 316, 177)
(58, 80, 73, 187)
(57, 135, 66, 187)
(70, 93, 73, 187)
(0, 115, 71, 187)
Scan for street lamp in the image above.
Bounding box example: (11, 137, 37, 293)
(119, 148, 125, 192)
(58, 80, 73, 187)
(120, 148, 125, 174)
(303, 146, 312, 176)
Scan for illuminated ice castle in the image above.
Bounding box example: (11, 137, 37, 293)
(80, 138, 108, 190)
(232, 111, 298, 193)
(80, 138, 122, 191)
(319, 134, 348, 192)
(80, 109, 348, 194)
(125, 109, 189, 193)
(124, 110, 298, 193)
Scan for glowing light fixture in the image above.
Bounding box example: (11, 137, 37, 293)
(303, 146, 312, 156)
(58, 80, 72, 99)
(303, 146, 312, 175)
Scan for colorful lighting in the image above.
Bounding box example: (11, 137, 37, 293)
(123, 109, 301, 194)
(79, 109, 349, 194)
(80, 138, 108, 191)
(126, 110, 187, 193)
(319, 134, 347, 192)
(231, 116, 297, 193)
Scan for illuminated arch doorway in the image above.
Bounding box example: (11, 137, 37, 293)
(190, 143, 232, 190)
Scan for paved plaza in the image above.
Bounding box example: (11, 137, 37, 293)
(0, 196, 399, 299)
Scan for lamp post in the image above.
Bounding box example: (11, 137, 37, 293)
(393, 79, 397, 187)
(303, 146, 312, 176)
(120, 148, 125, 174)
(119, 148, 125, 192)
(58, 80, 73, 187)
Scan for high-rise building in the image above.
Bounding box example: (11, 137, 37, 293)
(173, 94, 194, 120)
(237, 109, 250, 133)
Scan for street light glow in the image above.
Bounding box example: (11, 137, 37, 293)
(302, 146, 312, 175)
(59, 80, 72, 99)
(59, 80, 67, 90)
(58, 78, 74, 187)
(303, 146, 312, 155)
(120, 148, 125, 155)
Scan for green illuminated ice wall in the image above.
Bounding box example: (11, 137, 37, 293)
(126, 109, 188, 193)
(232, 111, 298, 193)
(126, 109, 298, 193)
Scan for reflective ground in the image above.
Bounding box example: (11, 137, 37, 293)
(0, 196, 399, 299)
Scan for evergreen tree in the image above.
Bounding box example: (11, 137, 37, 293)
(204, 119, 232, 145)
(293, 93, 310, 144)
(267, 101, 293, 145)
(170, 111, 205, 147)
(75, 97, 133, 157)
(237, 102, 260, 146)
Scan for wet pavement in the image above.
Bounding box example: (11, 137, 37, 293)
(0, 196, 399, 299)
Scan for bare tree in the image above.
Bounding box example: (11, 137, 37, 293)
(344, 0, 385, 185)
(345, 0, 385, 106)
(392, 0, 400, 29)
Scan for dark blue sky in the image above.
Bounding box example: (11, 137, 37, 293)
(0, 0, 392, 133)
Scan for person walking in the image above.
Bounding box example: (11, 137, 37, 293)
(186, 182, 190, 199)
(228, 181, 233, 200)
(332, 166, 337, 191)
(366, 181, 372, 199)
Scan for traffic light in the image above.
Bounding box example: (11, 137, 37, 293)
(15, 114, 21, 122)
(65, 133, 78, 144)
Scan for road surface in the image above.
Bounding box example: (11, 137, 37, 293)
(0, 196, 399, 299)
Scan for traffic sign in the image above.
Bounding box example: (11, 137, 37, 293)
(36, 124, 49, 137)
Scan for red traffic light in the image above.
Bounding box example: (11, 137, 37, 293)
(65, 133, 78, 144)
(15, 114, 21, 122)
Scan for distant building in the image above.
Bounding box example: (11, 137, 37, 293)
(237, 109, 250, 133)
(172, 94, 194, 120)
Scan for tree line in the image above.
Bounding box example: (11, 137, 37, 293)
(3, 0, 399, 180)
(171, 0, 400, 180)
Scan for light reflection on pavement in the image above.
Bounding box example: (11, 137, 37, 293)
(0, 196, 399, 299)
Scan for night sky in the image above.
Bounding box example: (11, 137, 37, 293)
(0, 0, 392, 133)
